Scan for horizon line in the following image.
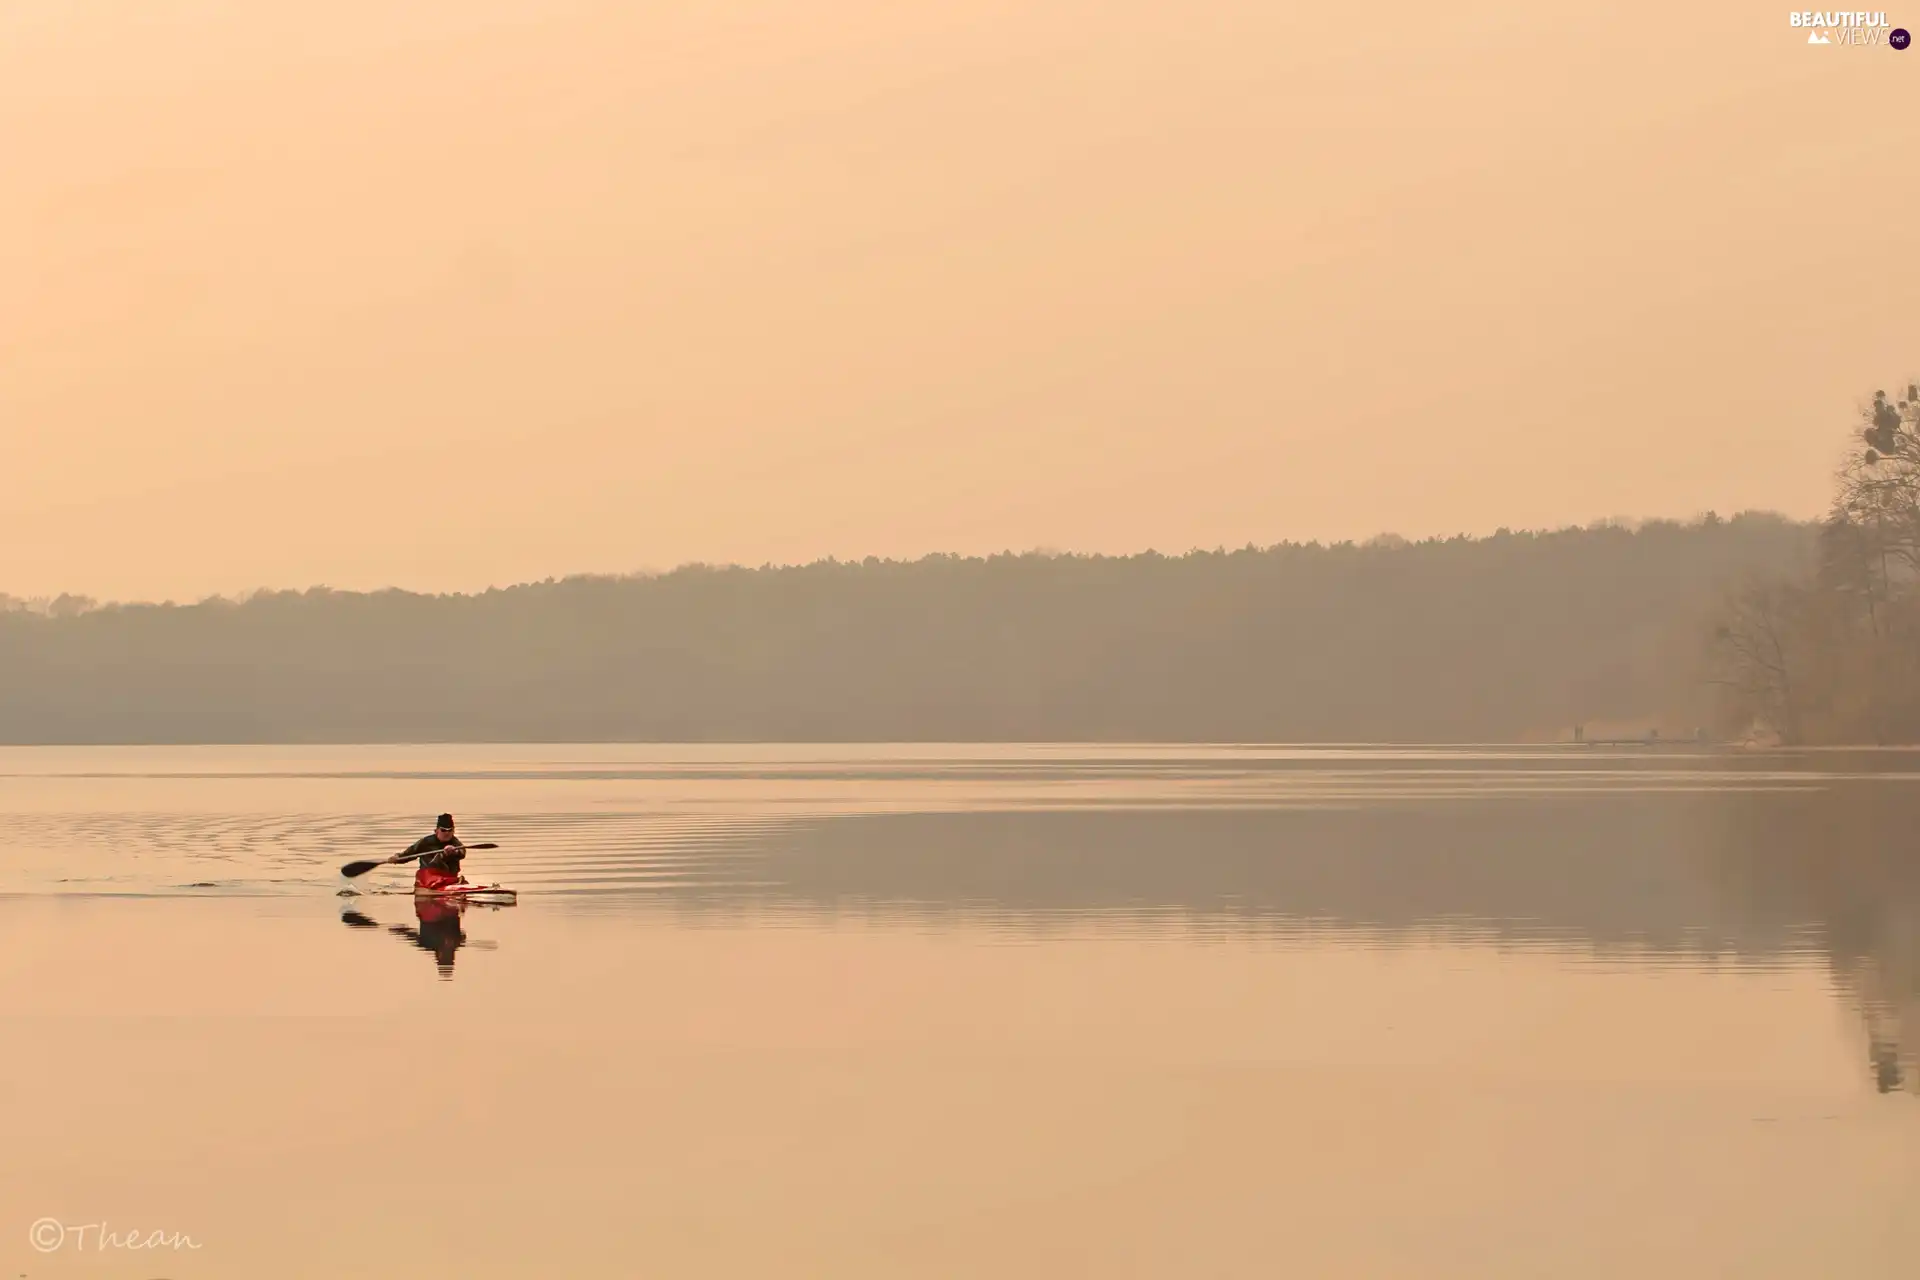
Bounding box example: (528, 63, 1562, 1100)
(1, 507, 1804, 613)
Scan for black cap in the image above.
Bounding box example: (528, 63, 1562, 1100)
(436, 813, 455, 829)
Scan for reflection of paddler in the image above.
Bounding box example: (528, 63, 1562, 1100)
(390, 897, 470, 978)
(1871, 1036, 1907, 1094)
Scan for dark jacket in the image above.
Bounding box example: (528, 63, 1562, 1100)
(403, 833, 465, 873)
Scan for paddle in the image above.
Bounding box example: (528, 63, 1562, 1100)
(339, 843, 497, 879)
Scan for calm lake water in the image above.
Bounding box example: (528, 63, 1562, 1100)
(3, 745, 1918, 1278)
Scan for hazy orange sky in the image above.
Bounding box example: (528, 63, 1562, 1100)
(3, 1, 1916, 602)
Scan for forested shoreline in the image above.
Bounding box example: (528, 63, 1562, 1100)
(1, 514, 1812, 743)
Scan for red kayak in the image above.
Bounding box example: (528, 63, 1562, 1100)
(340, 883, 518, 905)
(414, 883, 517, 904)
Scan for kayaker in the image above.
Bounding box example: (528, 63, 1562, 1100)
(388, 813, 467, 891)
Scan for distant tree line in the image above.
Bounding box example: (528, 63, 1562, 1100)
(0, 515, 1810, 743)
(1710, 378, 1920, 744)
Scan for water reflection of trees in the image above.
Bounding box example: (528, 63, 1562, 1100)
(636, 786, 1920, 1095)
(1693, 783, 1920, 1095)
(676, 801, 1798, 955)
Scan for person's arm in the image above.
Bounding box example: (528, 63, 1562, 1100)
(419, 839, 468, 877)
(418, 838, 469, 871)
(388, 835, 432, 865)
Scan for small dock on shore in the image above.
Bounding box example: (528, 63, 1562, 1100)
(1569, 726, 1714, 748)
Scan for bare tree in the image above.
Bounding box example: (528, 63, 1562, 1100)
(1835, 383, 1920, 583)
(1708, 578, 1813, 743)
(1708, 377, 1920, 745)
